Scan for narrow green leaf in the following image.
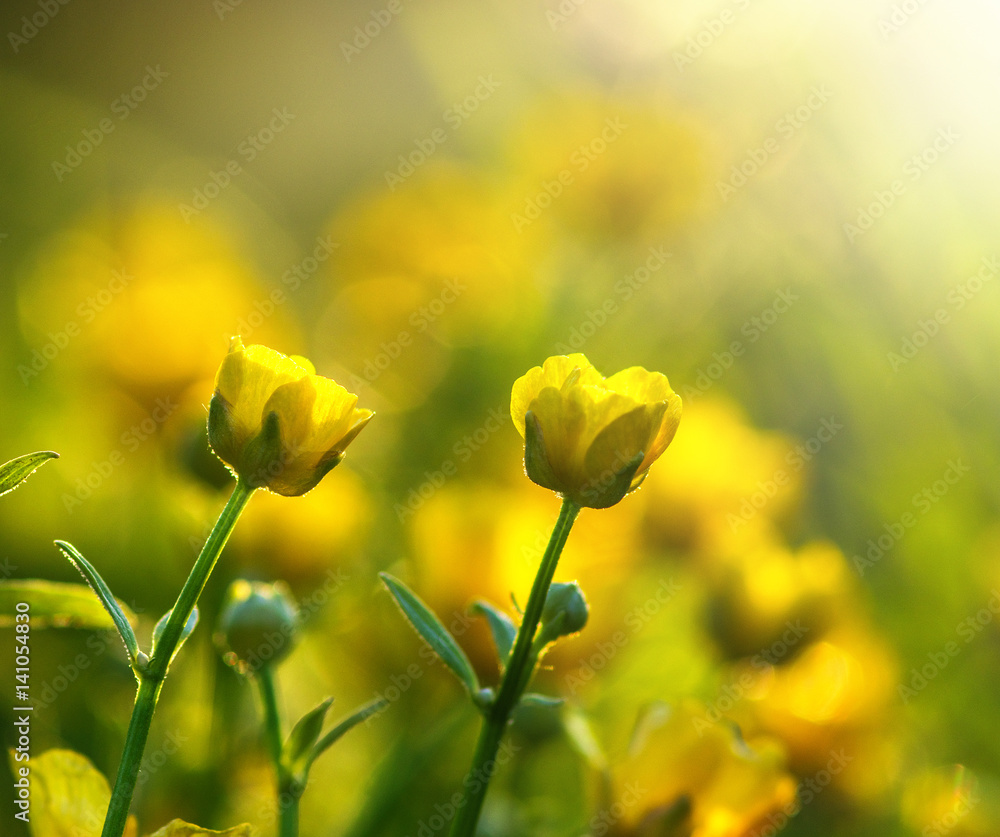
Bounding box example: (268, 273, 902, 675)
(520, 693, 565, 708)
(380, 572, 479, 695)
(0, 450, 58, 498)
(0, 580, 138, 631)
(152, 606, 199, 665)
(309, 697, 388, 770)
(55, 540, 139, 665)
(471, 599, 517, 666)
(283, 696, 333, 775)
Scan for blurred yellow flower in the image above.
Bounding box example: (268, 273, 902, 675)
(326, 163, 547, 342)
(229, 465, 372, 584)
(505, 95, 706, 241)
(613, 701, 797, 837)
(746, 623, 899, 800)
(17, 202, 296, 396)
(705, 537, 857, 659)
(511, 353, 681, 508)
(208, 337, 373, 495)
(642, 398, 802, 553)
(901, 764, 993, 837)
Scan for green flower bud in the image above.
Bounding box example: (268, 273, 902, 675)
(537, 581, 589, 646)
(216, 580, 298, 676)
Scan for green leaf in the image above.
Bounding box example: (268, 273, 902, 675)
(0, 579, 138, 631)
(0, 450, 57, 498)
(520, 693, 565, 708)
(562, 706, 608, 772)
(55, 540, 140, 666)
(283, 696, 333, 776)
(379, 572, 479, 696)
(151, 606, 199, 666)
(16, 748, 114, 837)
(471, 599, 517, 666)
(310, 697, 388, 769)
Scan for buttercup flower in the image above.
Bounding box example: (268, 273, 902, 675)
(208, 337, 373, 495)
(510, 354, 681, 508)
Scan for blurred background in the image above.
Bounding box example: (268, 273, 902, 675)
(1, 0, 1000, 835)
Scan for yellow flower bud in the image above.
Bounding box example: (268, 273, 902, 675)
(510, 354, 681, 509)
(208, 337, 373, 496)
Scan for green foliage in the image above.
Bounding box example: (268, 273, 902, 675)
(0, 580, 137, 631)
(0, 451, 58, 498)
(55, 540, 140, 668)
(379, 572, 480, 697)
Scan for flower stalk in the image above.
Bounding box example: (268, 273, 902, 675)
(101, 478, 256, 837)
(257, 666, 300, 837)
(449, 497, 580, 837)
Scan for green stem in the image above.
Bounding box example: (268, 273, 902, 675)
(258, 666, 298, 837)
(449, 498, 580, 837)
(101, 479, 256, 837)
(258, 666, 284, 774)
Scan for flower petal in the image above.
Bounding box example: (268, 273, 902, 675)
(215, 341, 311, 449)
(510, 354, 601, 438)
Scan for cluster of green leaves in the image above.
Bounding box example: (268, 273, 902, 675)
(379, 573, 581, 714)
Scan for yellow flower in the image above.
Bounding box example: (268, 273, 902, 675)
(613, 700, 798, 837)
(208, 337, 373, 495)
(510, 354, 681, 508)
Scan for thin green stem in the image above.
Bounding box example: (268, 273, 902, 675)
(101, 479, 256, 837)
(257, 666, 298, 837)
(257, 666, 285, 774)
(449, 498, 580, 837)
